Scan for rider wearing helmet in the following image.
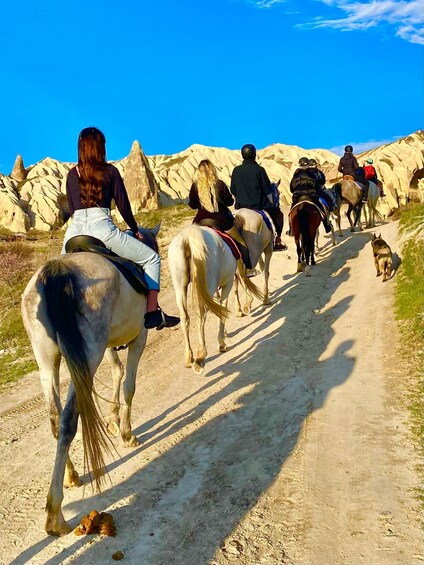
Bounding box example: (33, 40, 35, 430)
(338, 145, 359, 178)
(231, 144, 287, 251)
(363, 158, 377, 184)
(308, 159, 334, 232)
(363, 158, 385, 197)
(289, 157, 332, 233)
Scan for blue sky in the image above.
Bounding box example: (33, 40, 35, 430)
(0, 0, 423, 174)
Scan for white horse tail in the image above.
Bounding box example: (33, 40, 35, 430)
(38, 259, 111, 490)
(236, 261, 265, 302)
(182, 227, 229, 321)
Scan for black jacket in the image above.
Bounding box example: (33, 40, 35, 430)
(230, 160, 271, 210)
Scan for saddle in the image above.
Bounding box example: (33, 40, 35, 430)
(289, 199, 325, 221)
(209, 229, 242, 261)
(65, 235, 148, 295)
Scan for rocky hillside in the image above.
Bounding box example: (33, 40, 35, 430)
(0, 131, 423, 232)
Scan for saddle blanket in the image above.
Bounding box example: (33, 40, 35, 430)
(212, 229, 242, 260)
(255, 210, 277, 238)
(289, 200, 326, 221)
(318, 196, 330, 212)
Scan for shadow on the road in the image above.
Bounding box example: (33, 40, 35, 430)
(12, 227, 373, 565)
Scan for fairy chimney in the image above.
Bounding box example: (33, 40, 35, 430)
(10, 154, 27, 182)
(123, 141, 159, 212)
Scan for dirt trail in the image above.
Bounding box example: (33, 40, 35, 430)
(0, 214, 422, 565)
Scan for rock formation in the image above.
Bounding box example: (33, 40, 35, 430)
(122, 141, 159, 213)
(0, 131, 422, 232)
(10, 154, 27, 182)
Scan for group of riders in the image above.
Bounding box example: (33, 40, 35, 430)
(189, 142, 384, 265)
(65, 128, 384, 330)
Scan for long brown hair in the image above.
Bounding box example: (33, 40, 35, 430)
(77, 127, 109, 207)
(194, 159, 220, 213)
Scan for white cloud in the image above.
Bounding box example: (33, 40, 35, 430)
(250, 0, 424, 44)
(252, 0, 287, 7)
(306, 0, 424, 45)
(329, 136, 403, 156)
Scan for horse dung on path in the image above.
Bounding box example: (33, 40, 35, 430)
(168, 224, 263, 374)
(21, 226, 160, 535)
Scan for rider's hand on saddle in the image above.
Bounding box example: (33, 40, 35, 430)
(135, 231, 144, 241)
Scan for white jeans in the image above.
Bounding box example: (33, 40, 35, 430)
(62, 208, 160, 290)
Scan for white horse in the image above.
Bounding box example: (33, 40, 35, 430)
(168, 224, 262, 374)
(233, 208, 274, 307)
(21, 227, 159, 536)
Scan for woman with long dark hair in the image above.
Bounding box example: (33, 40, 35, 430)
(63, 127, 179, 330)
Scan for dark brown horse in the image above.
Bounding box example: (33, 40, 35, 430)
(289, 199, 322, 276)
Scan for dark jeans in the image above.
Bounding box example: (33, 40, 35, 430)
(264, 206, 283, 236)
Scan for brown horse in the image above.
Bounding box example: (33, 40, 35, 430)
(334, 178, 380, 232)
(289, 199, 322, 275)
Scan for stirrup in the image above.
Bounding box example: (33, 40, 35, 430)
(144, 308, 180, 331)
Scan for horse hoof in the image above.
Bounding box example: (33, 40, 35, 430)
(242, 306, 251, 315)
(263, 298, 271, 306)
(193, 362, 205, 375)
(64, 470, 81, 489)
(124, 435, 139, 448)
(219, 343, 227, 353)
(296, 263, 303, 273)
(305, 266, 311, 277)
(45, 522, 72, 537)
(235, 310, 244, 317)
(106, 421, 120, 438)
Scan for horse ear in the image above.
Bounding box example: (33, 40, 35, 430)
(149, 223, 161, 237)
(276, 179, 281, 187)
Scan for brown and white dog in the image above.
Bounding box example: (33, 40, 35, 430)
(371, 234, 393, 282)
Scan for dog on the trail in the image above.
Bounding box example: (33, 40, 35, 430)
(371, 234, 393, 282)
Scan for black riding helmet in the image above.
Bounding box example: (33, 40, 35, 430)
(308, 158, 318, 168)
(298, 157, 309, 168)
(241, 144, 256, 160)
(344, 145, 353, 153)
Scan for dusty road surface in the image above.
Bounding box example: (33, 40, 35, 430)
(0, 214, 423, 565)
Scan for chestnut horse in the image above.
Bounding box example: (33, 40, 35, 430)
(288, 199, 322, 276)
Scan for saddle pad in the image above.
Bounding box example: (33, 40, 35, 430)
(255, 210, 273, 231)
(289, 200, 325, 221)
(318, 196, 330, 212)
(212, 229, 242, 260)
